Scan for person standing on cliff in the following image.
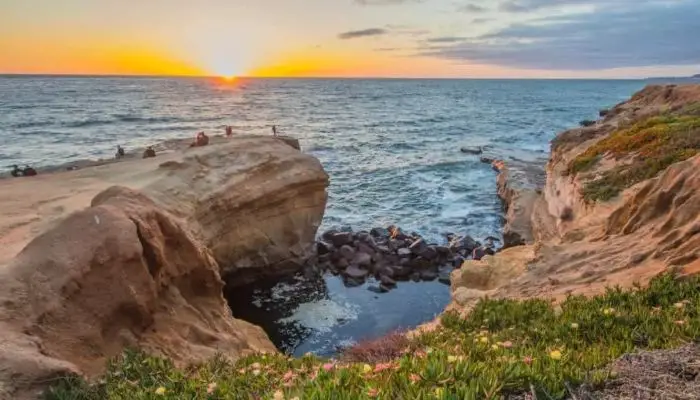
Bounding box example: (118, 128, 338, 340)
(272, 125, 278, 137)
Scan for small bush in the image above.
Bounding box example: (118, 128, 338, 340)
(341, 331, 410, 363)
(45, 273, 700, 400)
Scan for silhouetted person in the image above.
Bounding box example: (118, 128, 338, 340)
(143, 146, 156, 159)
(272, 125, 278, 137)
(22, 166, 37, 177)
(225, 126, 233, 137)
(10, 165, 22, 177)
(115, 145, 125, 159)
(190, 131, 210, 147)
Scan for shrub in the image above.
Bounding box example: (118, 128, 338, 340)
(45, 273, 700, 400)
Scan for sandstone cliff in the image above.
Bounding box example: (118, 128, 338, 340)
(0, 136, 328, 399)
(449, 84, 700, 313)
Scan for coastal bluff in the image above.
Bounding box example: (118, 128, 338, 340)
(449, 84, 700, 314)
(0, 135, 328, 399)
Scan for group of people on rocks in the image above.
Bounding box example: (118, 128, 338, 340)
(8, 125, 282, 177)
(10, 165, 37, 178)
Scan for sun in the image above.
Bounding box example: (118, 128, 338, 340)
(221, 75, 236, 82)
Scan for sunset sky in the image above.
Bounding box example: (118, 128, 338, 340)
(1, 0, 699, 78)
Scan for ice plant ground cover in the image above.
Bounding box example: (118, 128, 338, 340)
(46, 272, 700, 399)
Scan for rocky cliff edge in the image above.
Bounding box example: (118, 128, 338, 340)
(0, 135, 328, 399)
(449, 84, 700, 315)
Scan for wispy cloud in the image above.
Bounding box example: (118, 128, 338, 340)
(419, 1, 700, 70)
(471, 17, 492, 24)
(457, 3, 487, 12)
(338, 28, 388, 39)
(425, 36, 467, 43)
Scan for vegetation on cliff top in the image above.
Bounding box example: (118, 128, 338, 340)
(569, 111, 700, 202)
(46, 273, 700, 399)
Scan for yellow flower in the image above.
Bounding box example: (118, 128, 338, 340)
(570, 323, 579, 329)
(603, 308, 615, 315)
(273, 390, 285, 400)
(491, 344, 500, 350)
(447, 355, 457, 363)
(155, 387, 166, 395)
(674, 302, 685, 309)
(549, 350, 563, 360)
(479, 337, 488, 343)
(362, 364, 372, 373)
(291, 398, 300, 400)
(434, 387, 444, 398)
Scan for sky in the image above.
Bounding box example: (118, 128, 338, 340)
(1, 0, 699, 78)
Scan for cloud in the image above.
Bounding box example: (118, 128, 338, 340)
(458, 3, 487, 12)
(419, 1, 700, 70)
(374, 47, 401, 51)
(425, 36, 467, 43)
(338, 28, 388, 39)
(471, 17, 492, 24)
(497, 0, 637, 13)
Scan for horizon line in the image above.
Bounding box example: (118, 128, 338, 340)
(0, 72, 688, 81)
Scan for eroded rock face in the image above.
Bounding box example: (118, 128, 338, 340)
(0, 187, 277, 400)
(143, 136, 329, 285)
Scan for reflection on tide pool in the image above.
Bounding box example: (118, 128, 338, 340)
(225, 270, 450, 356)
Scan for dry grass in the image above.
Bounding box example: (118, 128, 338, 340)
(339, 331, 410, 363)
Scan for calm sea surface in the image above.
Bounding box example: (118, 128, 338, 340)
(0, 76, 646, 355)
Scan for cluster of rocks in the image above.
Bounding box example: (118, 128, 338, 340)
(310, 226, 497, 292)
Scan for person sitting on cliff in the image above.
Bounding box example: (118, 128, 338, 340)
(115, 145, 125, 159)
(142, 146, 156, 159)
(10, 165, 22, 177)
(190, 132, 210, 147)
(22, 165, 37, 177)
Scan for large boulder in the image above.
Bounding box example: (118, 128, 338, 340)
(0, 187, 276, 400)
(144, 136, 329, 285)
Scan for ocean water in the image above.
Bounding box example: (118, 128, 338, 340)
(0, 76, 647, 355)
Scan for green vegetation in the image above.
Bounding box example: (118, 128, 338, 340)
(46, 273, 700, 399)
(569, 114, 700, 202)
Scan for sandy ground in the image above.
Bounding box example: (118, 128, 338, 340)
(0, 135, 253, 267)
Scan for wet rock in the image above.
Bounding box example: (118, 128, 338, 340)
(344, 277, 364, 288)
(375, 245, 390, 254)
(370, 227, 390, 239)
(399, 258, 410, 267)
(419, 246, 439, 261)
(453, 255, 465, 268)
(356, 231, 374, 244)
(344, 266, 369, 280)
(409, 239, 427, 255)
(435, 246, 451, 256)
(380, 275, 397, 287)
(460, 146, 483, 155)
(331, 232, 353, 247)
(420, 269, 438, 281)
(449, 235, 478, 254)
(579, 119, 596, 127)
(379, 283, 393, 293)
(472, 247, 487, 261)
(357, 242, 376, 257)
(391, 265, 411, 278)
(378, 266, 395, 278)
(316, 241, 333, 255)
(335, 258, 349, 270)
(321, 229, 338, 242)
(388, 226, 409, 240)
(339, 245, 356, 260)
(438, 272, 451, 285)
(485, 247, 495, 256)
(599, 108, 609, 117)
(480, 156, 495, 164)
(397, 248, 412, 257)
(388, 239, 406, 251)
(352, 252, 373, 268)
(408, 257, 432, 270)
(367, 286, 384, 294)
(410, 272, 421, 282)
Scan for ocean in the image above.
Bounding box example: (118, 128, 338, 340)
(0, 76, 647, 355)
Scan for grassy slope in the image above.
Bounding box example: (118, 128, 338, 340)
(568, 105, 700, 202)
(46, 273, 700, 399)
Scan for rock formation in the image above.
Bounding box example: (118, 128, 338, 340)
(0, 135, 328, 399)
(449, 84, 700, 315)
